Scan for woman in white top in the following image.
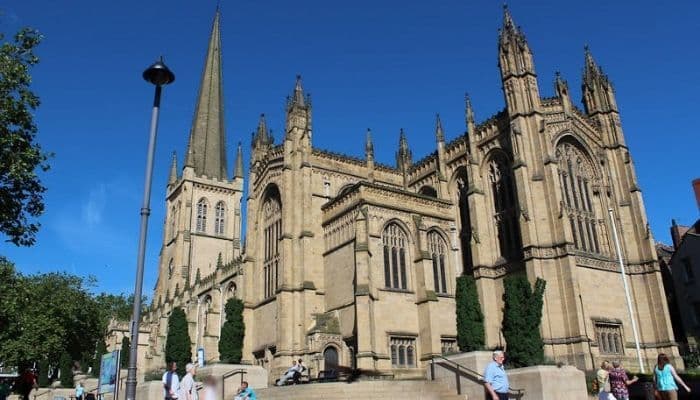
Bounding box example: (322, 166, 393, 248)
(179, 363, 198, 400)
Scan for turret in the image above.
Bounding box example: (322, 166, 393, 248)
(555, 71, 572, 115)
(365, 128, 375, 183)
(498, 5, 540, 116)
(465, 93, 478, 161)
(168, 151, 178, 187)
(396, 129, 412, 189)
(582, 46, 618, 116)
(234, 142, 244, 179)
(285, 75, 312, 144)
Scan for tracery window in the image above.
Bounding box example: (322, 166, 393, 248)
(262, 191, 282, 299)
(390, 337, 416, 368)
(488, 154, 522, 261)
(595, 322, 623, 355)
(428, 231, 448, 294)
(382, 223, 408, 290)
(196, 198, 208, 233)
(214, 201, 226, 235)
(556, 140, 601, 254)
(169, 206, 177, 240)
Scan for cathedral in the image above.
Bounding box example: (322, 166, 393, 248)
(133, 6, 680, 378)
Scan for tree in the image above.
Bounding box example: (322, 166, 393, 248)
(120, 337, 130, 369)
(59, 353, 74, 388)
(37, 358, 50, 387)
(0, 27, 51, 246)
(219, 298, 245, 363)
(501, 274, 547, 367)
(165, 308, 192, 376)
(455, 275, 485, 352)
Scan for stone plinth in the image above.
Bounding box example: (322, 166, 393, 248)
(508, 365, 587, 400)
(197, 364, 267, 399)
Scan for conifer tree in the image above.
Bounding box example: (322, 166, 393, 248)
(120, 337, 130, 368)
(59, 353, 74, 388)
(91, 340, 107, 377)
(165, 307, 192, 376)
(219, 298, 245, 363)
(501, 274, 546, 367)
(455, 275, 485, 352)
(37, 358, 49, 386)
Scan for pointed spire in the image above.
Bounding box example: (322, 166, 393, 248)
(287, 75, 307, 110)
(185, 9, 228, 180)
(499, 3, 526, 45)
(555, 71, 568, 94)
(465, 93, 475, 129)
(435, 114, 445, 142)
(583, 45, 609, 86)
(234, 142, 244, 178)
(396, 128, 412, 169)
(253, 113, 270, 147)
(365, 128, 374, 158)
(168, 151, 178, 186)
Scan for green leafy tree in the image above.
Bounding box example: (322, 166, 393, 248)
(0, 27, 52, 246)
(59, 353, 74, 388)
(165, 308, 192, 376)
(455, 275, 485, 352)
(501, 275, 547, 367)
(219, 298, 245, 363)
(120, 337, 130, 369)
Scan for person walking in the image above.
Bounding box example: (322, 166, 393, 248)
(608, 361, 638, 400)
(179, 363, 197, 400)
(202, 376, 217, 400)
(75, 381, 85, 400)
(162, 362, 180, 400)
(596, 360, 612, 400)
(483, 350, 509, 400)
(653, 353, 691, 400)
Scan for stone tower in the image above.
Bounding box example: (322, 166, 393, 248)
(153, 9, 244, 316)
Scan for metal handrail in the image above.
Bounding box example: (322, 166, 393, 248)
(429, 355, 524, 398)
(220, 368, 247, 400)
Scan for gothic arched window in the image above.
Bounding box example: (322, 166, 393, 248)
(169, 206, 177, 240)
(428, 231, 448, 294)
(382, 223, 408, 290)
(556, 140, 601, 254)
(196, 198, 208, 233)
(262, 188, 282, 299)
(488, 154, 522, 261)
(454, 168, 474, 272)
(214, 201, 226, 235)
(168, 259, 174, 279)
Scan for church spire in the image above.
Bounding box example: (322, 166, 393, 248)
(253, 113, 270, 147)
(581, 45, 618, 115)
(465, 93, 475, 133)
(168, 151, 178, 186)
(184, 9, 228, 180)
(234, 142, 244, 178)
(435, 113, 445, 143)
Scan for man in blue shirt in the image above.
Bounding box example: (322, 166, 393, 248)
(234, 381, 256, 400)
(483, 350, 509, 400)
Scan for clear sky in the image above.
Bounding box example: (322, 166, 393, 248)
(1, 0, 698, 295)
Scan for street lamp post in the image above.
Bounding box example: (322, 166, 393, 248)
(125, 57, 175, 400)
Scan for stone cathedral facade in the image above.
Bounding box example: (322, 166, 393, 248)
(133, 7, 680, 378)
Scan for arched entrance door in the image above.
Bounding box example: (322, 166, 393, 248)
(323, 346, 339, 370)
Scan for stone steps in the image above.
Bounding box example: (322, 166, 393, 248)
(255, 380, 464, 400)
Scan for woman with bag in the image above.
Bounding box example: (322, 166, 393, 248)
(653, 353, 690, 400)
(596, 361, 614, 400)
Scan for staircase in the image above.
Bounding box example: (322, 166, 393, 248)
(256, 380, 466, 400)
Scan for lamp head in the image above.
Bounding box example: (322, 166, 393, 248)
(143, 56, 175, 86)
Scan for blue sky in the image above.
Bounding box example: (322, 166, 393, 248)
(1, 0, 698, 295)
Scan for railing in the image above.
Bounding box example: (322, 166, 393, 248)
(220, 368, 247, 400)
(429, 355, 524, 399)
